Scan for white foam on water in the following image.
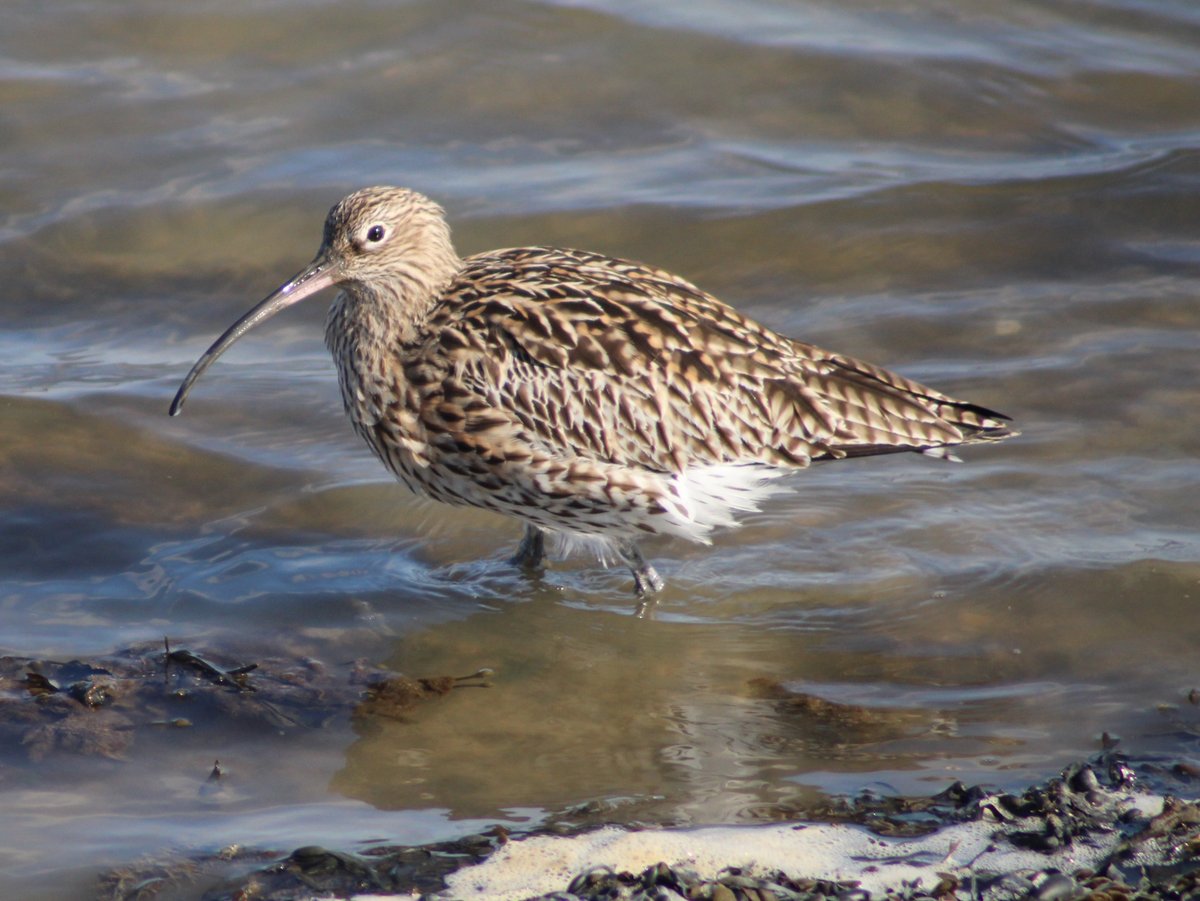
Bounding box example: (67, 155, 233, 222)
(349, 792, 1165, 900)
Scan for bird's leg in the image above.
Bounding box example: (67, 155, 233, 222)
(617, 540, 663, 597)
(510, 523, 547, 570)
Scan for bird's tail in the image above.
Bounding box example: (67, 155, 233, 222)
(938, 400, 1019, 443)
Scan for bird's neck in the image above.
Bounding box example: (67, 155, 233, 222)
(324, 252, 463, 429)
(330, 251, 463, 348)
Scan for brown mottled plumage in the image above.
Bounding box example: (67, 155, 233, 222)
(171, 186, 1015, 595)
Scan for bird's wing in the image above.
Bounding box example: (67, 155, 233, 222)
(415, 247, 1009, 473)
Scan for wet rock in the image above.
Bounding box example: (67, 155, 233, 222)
(21, 710, 134, 761)
(0, 641, 486, 763)
(92, 748, 1200, 901)
(1029, 871, 1076, 900)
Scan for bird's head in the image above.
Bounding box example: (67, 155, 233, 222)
(319, 186, 458, 291)
(169, 186, 459, 416)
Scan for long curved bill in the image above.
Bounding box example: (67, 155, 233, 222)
(169, 255, 337, 416)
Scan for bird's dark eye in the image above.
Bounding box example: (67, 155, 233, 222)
(366, 225, 386, 243)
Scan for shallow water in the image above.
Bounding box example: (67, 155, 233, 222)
(3, 0, 1200, 896)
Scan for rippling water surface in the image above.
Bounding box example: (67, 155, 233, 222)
(3, 1, 1200, 896)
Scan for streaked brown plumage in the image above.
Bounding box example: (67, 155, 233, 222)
(171, 186, 1015, 595)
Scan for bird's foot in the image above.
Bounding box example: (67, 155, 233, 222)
(631, 564, 664, 597)
(617, 540, 664, 598)
(631, 563, 663, 618)
(509, 524, 547, 571)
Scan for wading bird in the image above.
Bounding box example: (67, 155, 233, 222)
(171, 187, 1014, 595)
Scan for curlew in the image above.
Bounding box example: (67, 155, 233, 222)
(171, 187, 1015, 596)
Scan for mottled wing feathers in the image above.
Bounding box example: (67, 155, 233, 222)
(416, 247, 1011, 475)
